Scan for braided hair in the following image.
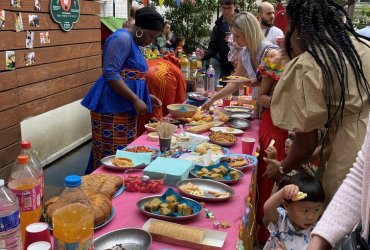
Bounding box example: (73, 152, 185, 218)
(285, 0, 370, 131)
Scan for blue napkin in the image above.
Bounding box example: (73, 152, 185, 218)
(179, 106, 187, 112)
(116, 150, 152, 165)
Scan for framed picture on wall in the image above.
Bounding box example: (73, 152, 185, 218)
(15, 12, 23, 32)
(29, 14, 40, 27)
(34, 0, 41, 11)
(25, 52, 36, 66)
(0, 10, 5, 30)
(11, 0, 23, 8)
(26, 31, 34, 49)
(6, 51, 15, 70)
(40, 32, 50, 44)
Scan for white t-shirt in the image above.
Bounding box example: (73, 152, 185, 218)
(263, 207, 315, 250)
(262, 26, 284, 45)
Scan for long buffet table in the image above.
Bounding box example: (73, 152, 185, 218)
(93, 119, 261, 249)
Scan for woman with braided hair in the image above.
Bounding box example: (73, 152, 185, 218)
(263, 0, 370, 207)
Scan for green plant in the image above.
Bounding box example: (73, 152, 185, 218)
(151, 0, 218, 53)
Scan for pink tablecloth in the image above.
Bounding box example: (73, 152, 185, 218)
(93, 120, 260, 249)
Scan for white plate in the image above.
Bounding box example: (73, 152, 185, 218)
(210, 127, 244, 135)
(144, 124, 157, 133)
(101, 155, 146, 171)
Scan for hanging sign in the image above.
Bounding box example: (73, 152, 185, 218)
(50, 0, 80, 32)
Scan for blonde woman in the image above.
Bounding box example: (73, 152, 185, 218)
(201, 12, 279, 110)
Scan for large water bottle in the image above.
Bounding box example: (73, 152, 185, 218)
(19, 141, 44, 201)
(0, 179, 21, 250)
(206, 65, 215, 96)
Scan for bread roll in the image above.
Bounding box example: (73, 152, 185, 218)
(186, 122, 214, 134)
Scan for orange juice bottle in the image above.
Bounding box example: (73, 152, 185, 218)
(7, 155, 42, 247)
(53, 175, 94, 250)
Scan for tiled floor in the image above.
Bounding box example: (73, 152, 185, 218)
(43, 141, 91, 201)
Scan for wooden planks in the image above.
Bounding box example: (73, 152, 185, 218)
(0, 125, 21, 150)
(0, 107, 20, 131)
(0, 142, 20, 174)
(0, 71, 17, 91)
(0, 89, 18, 112)
(20, 83, 93, 119)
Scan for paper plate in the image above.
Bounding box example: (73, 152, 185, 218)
(210, 126, 244, 135)
(101, 155, 146, 171)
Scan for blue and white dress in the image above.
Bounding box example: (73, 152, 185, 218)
(263, 207, 315, 250)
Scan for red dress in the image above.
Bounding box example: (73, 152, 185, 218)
(256, 57, 288, 243)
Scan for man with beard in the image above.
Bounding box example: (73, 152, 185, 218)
(257, 2, 284, 45)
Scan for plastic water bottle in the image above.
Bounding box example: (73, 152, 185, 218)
(0, 179, 21, 250)
(19, 141, 44, 202)
(53, 175, 94, 250)
(8, 155, 42, 247)
(206, 65, 215, 96)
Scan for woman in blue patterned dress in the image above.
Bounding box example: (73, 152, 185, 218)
(81, 7, 164, 172)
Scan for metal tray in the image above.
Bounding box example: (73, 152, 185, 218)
(227, 118, 251, 130)
(101, 155, 146, 171)
(224, 106, 253, 113)
(217, 154, 257, 171)
(176, 179, 235, 202)
(189, 167, 244, 185)
(229, 112, 253, 120)
(188, 92, 207, 101)
(137, 195, 202, 222)
(209, 138, 237, 147)
(94, 228, 152, 250)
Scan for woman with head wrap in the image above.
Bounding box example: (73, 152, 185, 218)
(81, 7, 164, 172)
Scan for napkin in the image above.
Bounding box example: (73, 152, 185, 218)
(116, 150, 152, 165)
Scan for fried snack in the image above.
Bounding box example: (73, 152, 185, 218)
(209, 131, 237, 144)
(229, 170, 240, 180)
(177, 203, 193, 216)
(111, 157, 134, 167)
(186, 111, 214, 125)
(214, 110, 229, 122)
(187, 122, 215, 134)
(81, 174, 123, 199)
(208, 190, 231, 198)
(160, 207, 172, 215)
(228, 157, 247, 168)
(194, 142, 222, 155)
(222, 75, 249, 82)
(226, 127, 235, 132)
(148, 220, 205, 243)
(292, 192, 307, 201)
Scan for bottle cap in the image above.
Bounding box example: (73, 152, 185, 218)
(17, 155, 29, 164)
(64, 175, 81, 187)
(0, 179, 4, 187)
(20, 141, 31, 149)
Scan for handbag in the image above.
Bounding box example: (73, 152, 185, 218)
(334, 223, 369, 250)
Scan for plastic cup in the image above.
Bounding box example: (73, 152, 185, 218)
(159, 137, 171, 153)
(242, 137, 256, 155)
(276, 36, 285, 47)
(25, 222, 51, 249)
(27, 241, 51, 250)
(223, 99, 231, 107)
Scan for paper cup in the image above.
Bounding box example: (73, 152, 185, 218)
(276, 36, 285, 47)
(242, 137, 256, 155)
(27, 241, 51, 250)
(25, 222, 51, 249)
(222, 99, 231, 107)
(159, 137, 171, 153)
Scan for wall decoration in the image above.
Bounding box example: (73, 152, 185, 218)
(50, 0, 80, 32)
(34, 0, 41, 11)
(29, 14, 40, 27)
(15, 12, 23, 32)
(26, 31, 35, 48)
(40, 31, 50, 44)
(6, 51, 15, 70)
(25, 52, 36, 66)
(0, 10, 5, 30)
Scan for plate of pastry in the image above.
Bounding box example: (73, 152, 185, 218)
(177, 179, 235, 202)
(190, 142, 230, 155)
(220, 75, 251, 83)
(218, 154, 257, 171)
(208, 131, 237, 147)
(137, 188, 202, 222)
(210, 126, 244, 135)
(101, 155, 147, 171)
(189, 162, 244, 185)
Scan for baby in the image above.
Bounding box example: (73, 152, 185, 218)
(263, 173, 325, 250)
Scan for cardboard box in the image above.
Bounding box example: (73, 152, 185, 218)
(144, 157, 193, 186)
(142, 218, 227, 250)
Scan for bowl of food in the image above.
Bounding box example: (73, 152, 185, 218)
(209, 131, 237, 147)
(144, 122, 159, 132)
(167, 104, 198, 118)
(218, 154, 257, 171)
(94, 228, 152, 250)
(124, 169, 165, 193)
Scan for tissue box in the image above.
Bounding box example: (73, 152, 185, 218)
(144, 157, 193, 186)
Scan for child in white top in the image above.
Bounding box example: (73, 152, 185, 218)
(263, 173, 325, 250)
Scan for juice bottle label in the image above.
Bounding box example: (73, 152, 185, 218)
(54, 237, 93, 250)
(11, 184, 41, 212)
(0, 210, 20, 232)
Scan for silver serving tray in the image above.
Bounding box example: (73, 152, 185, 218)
(227, 118, 251, 130)
(137, 195, 202, 222)
(176, 179, 235, 202)
(94, 228, 152, 250)
(229, 112, 253, 120)
(224, 106, 252, 113)
(209, 138, 237, 147)
(189, 167, 244, 185)
(100, 155, 146, 171)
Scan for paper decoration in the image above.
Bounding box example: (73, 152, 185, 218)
(15, 12, 23, 32)
(40, 32, 50, 44)
(0, 10, 5, 30)
(29, 14, 40, 27)
(34, 0, 41, 11)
